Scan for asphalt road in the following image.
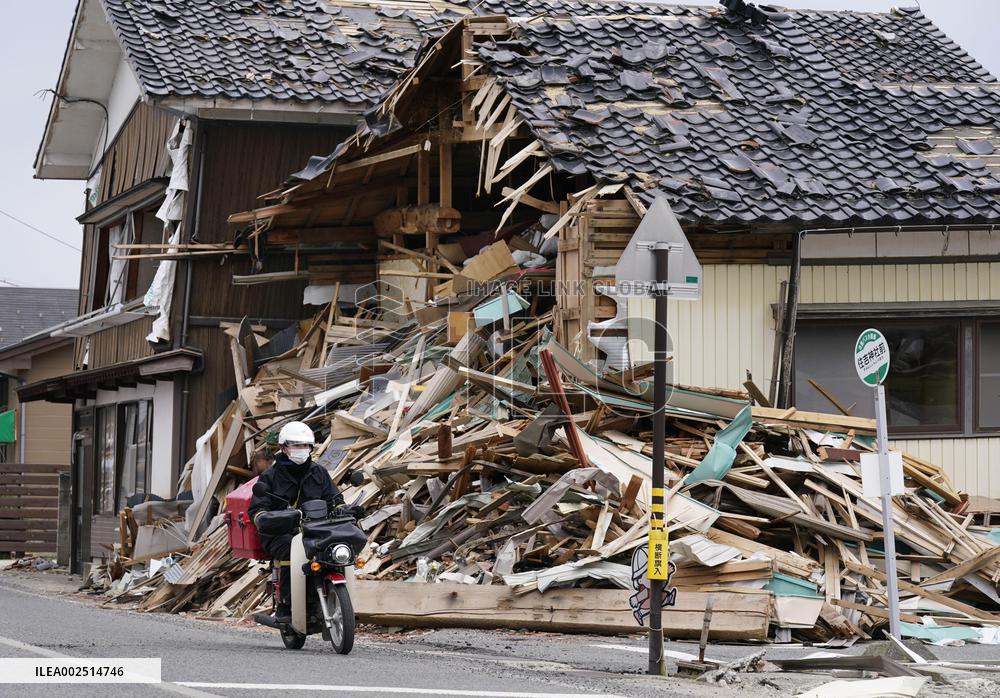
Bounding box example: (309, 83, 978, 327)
(0, 570, 998, 698)
(0, 575, 688, 698)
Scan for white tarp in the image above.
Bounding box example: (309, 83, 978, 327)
(144, 119, 192, 343)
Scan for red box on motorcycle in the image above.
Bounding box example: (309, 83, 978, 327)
(223, 476, 267, 559)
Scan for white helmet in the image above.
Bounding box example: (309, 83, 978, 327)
(278, 421, 315, 445)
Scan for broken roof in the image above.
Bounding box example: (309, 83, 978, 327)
(470, 2, 1000, 225)
(102, 0, 469, 108)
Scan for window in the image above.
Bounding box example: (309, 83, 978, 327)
(795, 318, 997, 437)
(87, 200, 165, 313)
(93, 400, 154, 514)
(979, 322, 1000, 430)
(95, 405, 117, 514)
(118, 400, 153, 511)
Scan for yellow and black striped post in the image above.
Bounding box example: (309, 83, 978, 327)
(647, 244, 671, 676)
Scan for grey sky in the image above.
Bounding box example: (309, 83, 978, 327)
(1, 0, 998, 291)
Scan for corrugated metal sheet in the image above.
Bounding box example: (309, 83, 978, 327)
(627, 261, 1000, 496)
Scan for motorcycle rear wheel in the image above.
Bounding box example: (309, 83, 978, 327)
(326, 585, 355, 654)
(281, 627, 306, 650)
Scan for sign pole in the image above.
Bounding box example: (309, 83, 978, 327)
(854, 327, 900, 641)
(647, 244, 669, 676)
(873, 383, 902, 640)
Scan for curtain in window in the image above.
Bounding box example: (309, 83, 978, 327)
(118, 401, 153, 510)
(96, 406, 116, 514)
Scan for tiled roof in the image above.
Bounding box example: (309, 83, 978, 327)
(101, 0, 469, 107)
(473, 3, 1000, 225)
(0, 288, 78, 351)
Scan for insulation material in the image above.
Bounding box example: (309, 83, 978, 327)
(144, 119, 191, 343)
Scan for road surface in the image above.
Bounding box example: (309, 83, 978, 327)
(0, 569, 995, 697)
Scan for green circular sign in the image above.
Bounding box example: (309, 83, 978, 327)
(855, 328, 890, 386)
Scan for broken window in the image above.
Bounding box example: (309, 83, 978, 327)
(795, 318, 999, 437)
(87, 199, 166, 313)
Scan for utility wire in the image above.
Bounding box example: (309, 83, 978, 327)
(0, 279, 21, 287)
(0, 208, 81, 252)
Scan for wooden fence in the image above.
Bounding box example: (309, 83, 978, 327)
(0, 463, 65, 554)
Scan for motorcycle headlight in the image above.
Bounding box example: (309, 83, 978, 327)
(330, 543, 353, 565)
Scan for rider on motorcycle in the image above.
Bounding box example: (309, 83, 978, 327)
(249, 421, 344, 623)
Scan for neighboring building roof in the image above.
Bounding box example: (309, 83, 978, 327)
(469, 3, 1000, 225)
(101, 0, 469, 108)
(0, 289, 79, 351)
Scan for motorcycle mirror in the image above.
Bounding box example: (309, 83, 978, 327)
(348, 470, 364, 487)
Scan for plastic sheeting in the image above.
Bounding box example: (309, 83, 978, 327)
(144, 119, 192, 344)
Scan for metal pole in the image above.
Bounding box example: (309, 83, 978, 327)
(874, 384, 901, 640)
(648, 245, 669, 676)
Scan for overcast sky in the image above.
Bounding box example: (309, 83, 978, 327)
(1, 0, 998, 290)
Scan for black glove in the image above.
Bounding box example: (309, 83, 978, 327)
(254, 509, 301, 535)
(335, 505, 365, 519)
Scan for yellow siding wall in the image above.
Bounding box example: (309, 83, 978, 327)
(627, 262, 1000, 497)
(9, 344, 74, 466)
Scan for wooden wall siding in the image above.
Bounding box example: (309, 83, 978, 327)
(627, 261, 1000, 497)
(187, 120, 352, 320)
(87, 316, 156, 369)
(629, 262, 1000, 394)
(799, 262, 1000, 303)
(97, 104, 174, 206)
(892, 438, 1000, 498)
(181, 325, 238, 462)
(90, 514, 118, 559)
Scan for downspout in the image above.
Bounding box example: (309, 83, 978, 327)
(18, 378, 26, 463)
(175, 117, 205, 492)
(776, 230, 803, 409)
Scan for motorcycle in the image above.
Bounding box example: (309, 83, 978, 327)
(251, 481, 367, 653)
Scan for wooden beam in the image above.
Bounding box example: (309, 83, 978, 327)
(352, 581, 771, 639)
(499, 187, 559, 214)
(844, 560, 1000, 622)
(337, 143, 424, 175)
(438, 140, 453, 208)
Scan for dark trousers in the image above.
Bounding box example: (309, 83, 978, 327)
(264, 534, 293, 607)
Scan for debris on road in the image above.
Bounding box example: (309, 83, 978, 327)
(73, 241, 1000, 647)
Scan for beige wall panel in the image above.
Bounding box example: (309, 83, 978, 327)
(626, 261, 1000, 497)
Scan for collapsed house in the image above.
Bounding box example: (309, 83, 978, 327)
(84, 2, 1000, 644)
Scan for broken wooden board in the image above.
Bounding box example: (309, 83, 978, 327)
(351, 581, 771, 639)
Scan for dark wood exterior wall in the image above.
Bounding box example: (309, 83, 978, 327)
(87, 316, 156, 369)
(97, 103, 174, 206)
(178, 119, 353, 459)
(73, 104, 178, 370)
(187, 120, 352, 318)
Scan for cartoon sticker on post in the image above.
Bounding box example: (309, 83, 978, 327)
(628, 545, 677, 626)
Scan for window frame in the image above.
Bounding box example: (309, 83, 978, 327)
(92, 399, 155, 514)
(973, 319, 1000, 434)
(85, 192, 166, 314)
(116, 399, 154, 510)
(793, 315, 999, 439)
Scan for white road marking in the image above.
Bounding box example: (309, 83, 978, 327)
(0, 633, 220, 697)
(178, 682, 628, 698)
(590, 643, 721, 664)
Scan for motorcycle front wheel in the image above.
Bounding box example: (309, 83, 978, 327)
(326, 584, 355, 654)
(281, 627, 306, 650)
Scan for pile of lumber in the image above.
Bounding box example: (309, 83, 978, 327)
(89, 241, 1000, 643)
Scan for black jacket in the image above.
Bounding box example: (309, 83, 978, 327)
(248, 454, 344, 548)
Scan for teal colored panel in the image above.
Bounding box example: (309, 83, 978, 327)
(684, 404, 752, 484)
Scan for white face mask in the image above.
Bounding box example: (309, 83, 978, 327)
(286, 448, 310, 465)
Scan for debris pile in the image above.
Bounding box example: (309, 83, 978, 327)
(88, 241, 1000, 643)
